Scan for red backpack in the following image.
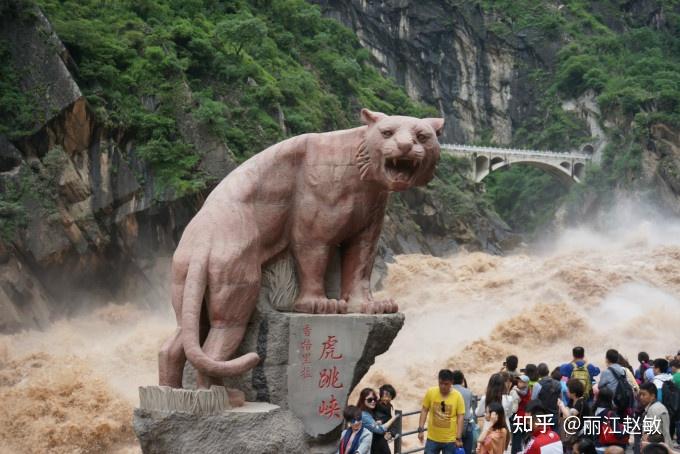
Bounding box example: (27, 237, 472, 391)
(598, 409, 627, 446)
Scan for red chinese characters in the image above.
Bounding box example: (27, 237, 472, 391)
(299, 324, 312, 379)
(318, 366, 344, 389)
(318, 335, 344, 360)
(318, 394, 342, 419)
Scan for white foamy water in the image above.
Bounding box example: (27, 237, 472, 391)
(354, 208, 680, 444)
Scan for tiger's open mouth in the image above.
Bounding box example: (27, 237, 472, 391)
(384, 157, 419, 183)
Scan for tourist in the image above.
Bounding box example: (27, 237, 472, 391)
(671, 359, 680, 387)
(604, 446, 624, 454)
(417, 369, 465, 454)
(559, 347, 600, 400)
(641, 443, 671, 454)
(652, 358, 673, 401)
(529, 363, 549, 401)
(551, 367, 570, 406)
(522, 401, 562, 454)
(510, 374, 531, 454)
(617, 355, 640, 394)
(598, 349, 627, 394)
(593, 387, 627, 449)
(532, 363, 561, 431)
(636, 352, 652, 385)
(357, 387, 398, 453)
(504, 355, 520, 379)
(597, 349, 635, 417)
(374, 384, 398, 453)
(475, 373, 517, 431)
(476, 402, 510, 454)
(338, 405, 372, 454)
(670, 359, 680, 446)
(571, 436, 597, 454)
(524, 364, 540, 393)
(557, 378, 592, 451)
(452, 370, 474, 454)
(639, 382, 672, 446)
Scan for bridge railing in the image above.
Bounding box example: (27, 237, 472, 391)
(441, 143, 592, 160)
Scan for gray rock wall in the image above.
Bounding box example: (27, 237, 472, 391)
(311, 0, 554, 145)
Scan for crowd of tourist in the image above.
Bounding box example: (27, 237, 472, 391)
(338, 347, 680, 454)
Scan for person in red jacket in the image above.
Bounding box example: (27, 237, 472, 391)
(522, 401, 562, 454)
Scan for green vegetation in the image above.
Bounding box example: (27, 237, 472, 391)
(0, 38, 36, 139)
(29, 0, 434, 195)
(476, 0, 680, 232)
(484, 167, 569, 232)
(0, 147, 64, 241)
(431, 154, 492, 221)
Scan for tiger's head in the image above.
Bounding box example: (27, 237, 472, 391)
(356, 108, 443, 191)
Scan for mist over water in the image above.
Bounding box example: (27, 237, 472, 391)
(2, 201, 680, 452)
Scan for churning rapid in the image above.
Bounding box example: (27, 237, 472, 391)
(2, 206, 680, 453)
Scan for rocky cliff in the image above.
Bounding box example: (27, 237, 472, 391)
(312, 0, 555, 145)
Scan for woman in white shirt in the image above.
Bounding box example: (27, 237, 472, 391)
(476, 372, 519, 431)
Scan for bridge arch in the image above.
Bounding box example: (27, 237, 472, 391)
(442, 143, 590, 184)
(475, 155, 489, 181)
(477, 159, 579, 185)
(574, 162, 585, 180)
(490, 156, 505, 169)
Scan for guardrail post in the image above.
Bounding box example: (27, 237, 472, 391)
(394, 409, 403, 454)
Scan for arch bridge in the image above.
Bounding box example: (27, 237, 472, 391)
(441, 144, 592, 184)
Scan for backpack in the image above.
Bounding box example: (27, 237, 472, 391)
(570, 362, 592, 398)
(537, 378, 562, 413)
(610, 367, 635, 417)
(637, 362, 650, 383)
(597, 408, 628, 446)
(661, 380, 680, 421)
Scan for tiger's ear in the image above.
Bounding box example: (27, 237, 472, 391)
(425, 118, 445, 137)
(360, 108, 388, 126)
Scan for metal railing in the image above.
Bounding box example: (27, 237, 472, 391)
(391, 395, 480, 454)
(393, 409, 425, 454)
(441, 143, 592, 160)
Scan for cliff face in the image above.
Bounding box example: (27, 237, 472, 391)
(0, 9, 233, 332)
(312, 0, 555, 145)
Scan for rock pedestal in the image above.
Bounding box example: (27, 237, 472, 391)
(133, 311, 404, 453)
(134, 402, 307, 454)
(223, 311, 404, 436)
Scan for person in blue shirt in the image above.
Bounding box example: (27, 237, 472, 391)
(338, 405, 373, 454)
(559, 346, 601, 400)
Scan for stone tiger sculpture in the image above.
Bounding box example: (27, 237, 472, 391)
(159, 109, 443, 389)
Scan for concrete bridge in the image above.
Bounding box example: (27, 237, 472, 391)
(441, 144, 593, 184)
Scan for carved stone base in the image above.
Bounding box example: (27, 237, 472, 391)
(181, 311, 404, 436)
(138, 385, 232, 415)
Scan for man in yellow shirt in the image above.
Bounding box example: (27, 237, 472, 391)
(418, 369, 466, 454)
